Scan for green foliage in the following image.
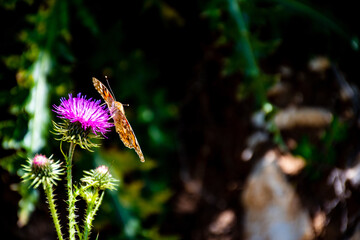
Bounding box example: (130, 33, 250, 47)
(17, 182, 40, 227)
(93, 148, 174, 239)
(292, 117, 348, 178)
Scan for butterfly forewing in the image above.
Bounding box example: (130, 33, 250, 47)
(92, 77, 115, 109)
(92, 77, 145, 162)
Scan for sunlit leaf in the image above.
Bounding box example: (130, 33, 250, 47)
(23, 51, 51, 154)
(16, 183, 39, 227)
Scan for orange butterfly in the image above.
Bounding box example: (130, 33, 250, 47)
(92, 77, 145, 162)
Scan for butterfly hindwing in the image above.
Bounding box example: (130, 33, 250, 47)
(92, 77, 145, 162)
(112, 102, 145, 162)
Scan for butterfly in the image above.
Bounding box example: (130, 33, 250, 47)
(92, 77, 145, 162)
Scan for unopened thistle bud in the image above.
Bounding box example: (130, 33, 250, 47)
(52, 93, 113, 151)
(22, 154, 64, 188)
(81, 165, 118, 191)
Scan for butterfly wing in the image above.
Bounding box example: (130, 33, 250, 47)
(92, 77, 115, 109)
(92, 77, 145, 162)
(113, 102, 145, 162)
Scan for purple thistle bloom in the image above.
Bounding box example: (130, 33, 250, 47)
(53, 93, 113, 136)
(33, 154, 49, 168)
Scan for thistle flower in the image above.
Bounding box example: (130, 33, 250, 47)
(22, 154, 64, 188)
(52, 93, 113, 150)
(81, 165, 118, 191)
(80, 165, 117, 240)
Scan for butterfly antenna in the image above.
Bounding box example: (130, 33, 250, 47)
(105, 76, 117, 101)
(105, 76, 129, 107)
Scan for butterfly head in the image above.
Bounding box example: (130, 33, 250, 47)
(113, 101, 125, 114)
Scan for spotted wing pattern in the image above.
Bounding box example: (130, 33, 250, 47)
(92, 77, 115, 109)
(92, 77, 145, 162)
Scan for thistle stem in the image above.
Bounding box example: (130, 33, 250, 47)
(66, 142, 77, 240)
(83, 195, 96, 240)
(43, 180, 64, 240)
(83, 191, 105, 240)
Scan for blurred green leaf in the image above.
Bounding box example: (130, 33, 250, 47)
(270, 0, 357, 49)
(17, 182, 39, 227)
(23, 51, 51, 154)
(141, 227, 179, 240)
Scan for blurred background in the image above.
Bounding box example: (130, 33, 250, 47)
(1, 0, 360, 239)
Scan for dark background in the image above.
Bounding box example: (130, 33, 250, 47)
(1, 0, 360, 239)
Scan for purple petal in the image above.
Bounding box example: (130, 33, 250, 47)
(53, 93, 113, 136)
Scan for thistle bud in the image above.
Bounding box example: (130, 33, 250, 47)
(22, 154, 64, 188)
(81, 165, 118, 191)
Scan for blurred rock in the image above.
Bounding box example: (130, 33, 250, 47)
(267, 82, 291, 98)
(349, 222, 360, 240)
(242, 150, 314, 240)
(208, 209, 236, 235)
(312, 210, 326, 237)
(175, 179, 202, 214)
(277, 153, 306, 175)
(279, 65, 293, 78)
(274, 107, 332, 130)
(345, 159, 360, 187)
(308, 56, 330, 72)
(323, 159, 360, 234)
(241, 131, 269, 161)
(267, 81, 293, 107)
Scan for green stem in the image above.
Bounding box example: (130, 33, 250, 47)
(83, 198, 95, 240)
(227, 0, 259, 78)
(83, 191, 105, 240)
(66, 142, 77, 240)
(93, 191, 105, 220)
(43, 181, 64, 240)
(227, 0, 266, 106)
